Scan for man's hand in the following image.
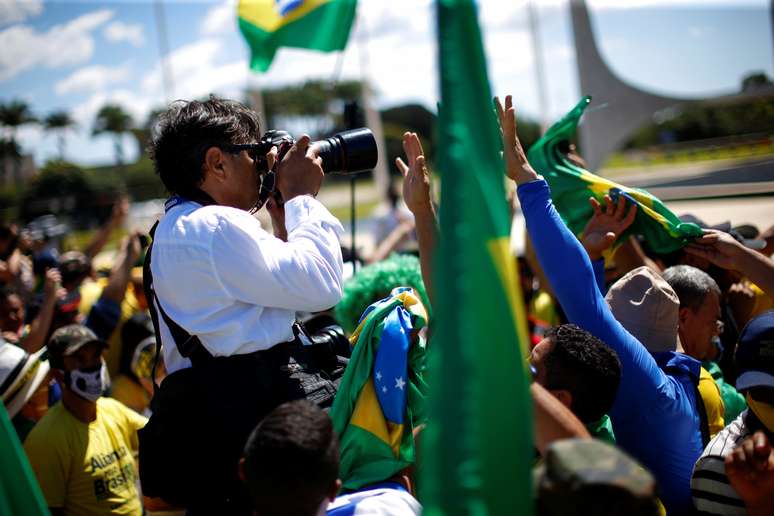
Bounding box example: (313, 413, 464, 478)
(276, 135, 324, 201)
(685, 229, 746, 271)
(581, 195, 637, 261)
(726, 431, 774, 515)
(395, 132, 433, 215)
(43, 268, 64, 301)
(494, 95, 539, 184)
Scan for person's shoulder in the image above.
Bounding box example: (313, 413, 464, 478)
(327, 485, 421, 516)
(24, 402, 69, 450)
(700, 410, 751, 460)
(97, 396, 144, 420)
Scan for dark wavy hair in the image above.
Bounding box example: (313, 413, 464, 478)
(148, 96, 261, 195)
(544, 324, 622, 423)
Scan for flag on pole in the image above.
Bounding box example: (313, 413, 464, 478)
(0, 404, 49, 516)
(421, 1, 534, 514)
(329, 287, 429, 491)
(527, 96, 704, 254)
(237, 0, 357, 72)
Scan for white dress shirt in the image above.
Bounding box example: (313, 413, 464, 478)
(150, 195, 344, 375)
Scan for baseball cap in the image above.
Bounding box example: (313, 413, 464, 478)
(0, 343, 50, 418)
(534, 439, 660, 516)
(48, 325, 107, 369)
(735, 310, 774, 391)
(605, 266, 680, 353)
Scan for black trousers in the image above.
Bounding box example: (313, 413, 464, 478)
(138, 339, 342, 514)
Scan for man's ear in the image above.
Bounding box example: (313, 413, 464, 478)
(678, 306, 691, 325)
(238, 457, 247, 483)
(328, 479, 342, 502)
(50, 368, 64, 384)
(203, 146, 227, 183)
(551, 389, 573, 411)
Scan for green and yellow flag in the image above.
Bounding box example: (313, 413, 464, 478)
(421, 1, 533, 514)
(527, 96, 703, 254)
(238, 0, 356, 72)
(0, 404, 49, 515)
(330, 287, 429, 491)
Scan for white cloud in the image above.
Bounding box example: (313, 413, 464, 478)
(0, 0, 43, 26)
(0, 9, 113, 81)
(103, 21, 144, 47)
(54, 62, 132, 96)
(200, 0, 237, 36)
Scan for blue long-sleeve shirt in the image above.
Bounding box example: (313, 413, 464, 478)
(518, 179, 704, 514)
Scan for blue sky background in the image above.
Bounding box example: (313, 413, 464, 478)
(0, 0, 772, 166)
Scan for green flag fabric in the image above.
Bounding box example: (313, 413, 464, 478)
(527, 96, 703, 255)
(421, 1, 534, 514)
(329, 287, 429, 491)
(0, 403, 49, 515)
(238, 0, 356, 72)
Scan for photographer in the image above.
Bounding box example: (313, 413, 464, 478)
(141, 97, 345, 513)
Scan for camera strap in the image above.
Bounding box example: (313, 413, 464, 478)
(143, 192, 218, 392)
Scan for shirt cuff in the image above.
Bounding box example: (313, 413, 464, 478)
(284, 195, 344, 236)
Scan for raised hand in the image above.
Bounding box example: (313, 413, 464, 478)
(494, 95, 539, 184)
(685, 229, 746, 271)
(395, 132, 432, 215)
(725, 431, 774, 516)
(276, 135, 324, 201)
(581, 194, 637, 261)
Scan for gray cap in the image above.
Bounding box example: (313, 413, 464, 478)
(605, 266, 679, 353)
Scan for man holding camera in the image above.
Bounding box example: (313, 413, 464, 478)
(141, 97, 345, 514)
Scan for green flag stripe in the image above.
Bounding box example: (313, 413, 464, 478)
(238, 2, 355, 72)
(421, 1, 534, 514)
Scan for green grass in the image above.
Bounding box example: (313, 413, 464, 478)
(329, 198, 382, 221)
(603, 142, 774, 169)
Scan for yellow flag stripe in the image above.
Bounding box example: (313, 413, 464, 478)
(238, 0, 330, 33)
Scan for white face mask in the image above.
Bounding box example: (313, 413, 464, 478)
(65, 361, 108, 402)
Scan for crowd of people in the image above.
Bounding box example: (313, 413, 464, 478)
(1, 94, 773, 516)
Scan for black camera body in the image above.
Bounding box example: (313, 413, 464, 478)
(253, 127, 378, 210)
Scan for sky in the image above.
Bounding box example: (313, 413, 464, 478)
(0, 0, 772, 166)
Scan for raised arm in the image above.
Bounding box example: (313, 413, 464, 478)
(396, 132, 437, 309)
(686, 229, 774, 299)
(495, 95, 668, 404)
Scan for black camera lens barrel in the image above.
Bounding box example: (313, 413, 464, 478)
(312, 128, 378, 175)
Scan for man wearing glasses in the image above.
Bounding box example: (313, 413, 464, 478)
(140, 96, 344, 514)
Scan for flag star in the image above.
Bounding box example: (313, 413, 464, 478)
(395, 377, 406, 391)
(382, 386, 388, 393)
(376, 371, 382, 381)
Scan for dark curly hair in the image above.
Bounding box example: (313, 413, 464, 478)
(544, 324, 621, 424)
(243, 400, 339, 516)
(148, 96, 261, 195)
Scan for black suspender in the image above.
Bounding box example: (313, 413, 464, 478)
(143, 192, 218, 391)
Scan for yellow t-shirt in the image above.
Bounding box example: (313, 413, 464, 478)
(698, 367, 725, 439)
(79, 279, 143, 377)
(110, 375, 150, 416)
(24, 397, 148, 515)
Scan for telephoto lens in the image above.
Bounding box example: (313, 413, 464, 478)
(312, 128, 378, 174)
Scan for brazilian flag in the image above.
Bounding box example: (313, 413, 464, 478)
(0, 404, 48, 515)
(238, 0, 356, 72)
(527, 96, 703, 254)
(329, 287, 429, 491)
(421, 1, 534, 515)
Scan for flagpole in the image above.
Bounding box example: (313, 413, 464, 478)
(154, 0, 174, 102)
(527, 0, 549, 132)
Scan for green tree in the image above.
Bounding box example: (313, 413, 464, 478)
(44, 111, 75, 161)
(0, 100, 36, 185)
(93, 104, 133, 166)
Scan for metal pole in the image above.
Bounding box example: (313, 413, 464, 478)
(350, 176, 356, 272)
(154, 0, 174, 102)
(527, 0, 549, 132)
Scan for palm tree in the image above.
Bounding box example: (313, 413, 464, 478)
(0, 100, 36, 185)
(93, 104, 133, 166)
(44, 111, 75, 161)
